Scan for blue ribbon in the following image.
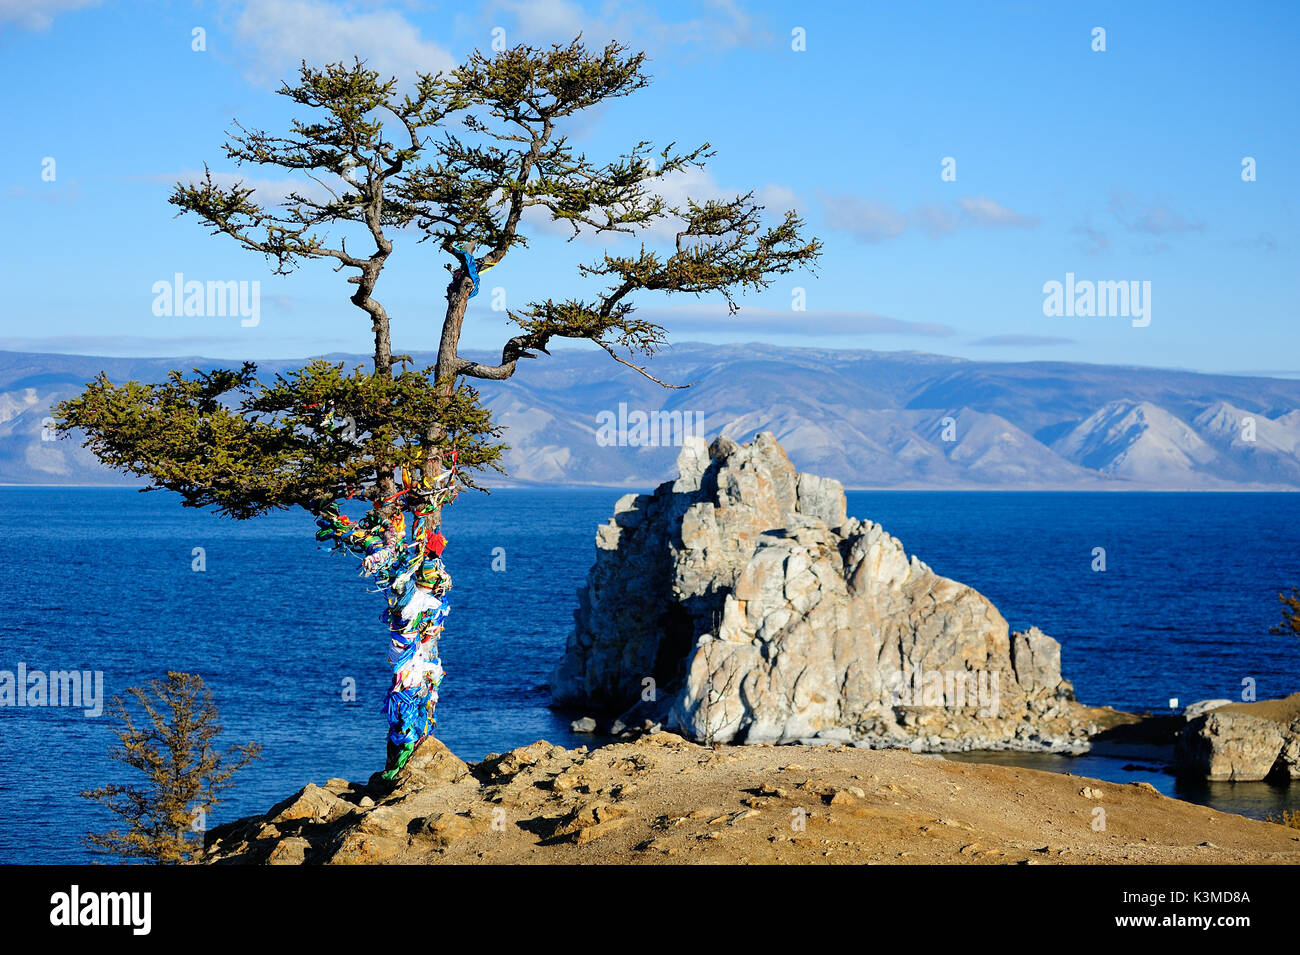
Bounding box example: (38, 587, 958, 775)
(452, 245, 480, 299)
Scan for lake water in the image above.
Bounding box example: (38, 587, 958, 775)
(1, 487, 1297, 862)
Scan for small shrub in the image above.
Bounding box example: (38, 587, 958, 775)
(82, 672, 260, 863)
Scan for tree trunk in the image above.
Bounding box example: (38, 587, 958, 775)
(435, 281, 472, 386)
(346, 265, 468, 772)
(316, 498, 452, 776)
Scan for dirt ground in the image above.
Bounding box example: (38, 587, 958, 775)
(1220, 692, 1300, 725)
(203, 732, 1300, 865)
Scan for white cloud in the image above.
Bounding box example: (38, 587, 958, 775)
(1072, 191, 1203, 257)
(633, 168, 801, 240)
(1108, 189, 1203, 235)
(4, 181, 84, 204)
(758, 184, 798, 210)
(491, 0, 586, 43)
(1072, 219, 1109, 255)
(957, 196, 1037, 228)
(485, 0, 770, 53)
(823, 194, 1038, 243)
(143, 168, 334, 206)
(0, 0, 97, 29)
(822, 197, 908, 243)
(234, 0, 456, 86)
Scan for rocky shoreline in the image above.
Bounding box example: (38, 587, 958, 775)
(547, 433, 1300, 781)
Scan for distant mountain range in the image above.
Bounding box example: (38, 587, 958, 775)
(4, 343, 1300, 490)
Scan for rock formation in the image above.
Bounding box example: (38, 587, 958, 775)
(1174, 695, 1300, 781)
(551, 432, 1110, 751)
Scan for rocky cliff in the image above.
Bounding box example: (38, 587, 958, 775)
(551, 432, 1110, 751)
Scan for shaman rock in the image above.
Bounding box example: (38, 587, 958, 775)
(551, 432, 1100, 750)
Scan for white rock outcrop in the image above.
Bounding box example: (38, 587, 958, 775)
(551, 433, 1098, 750)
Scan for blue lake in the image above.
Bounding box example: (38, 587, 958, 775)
(1, 487, 1297, 862)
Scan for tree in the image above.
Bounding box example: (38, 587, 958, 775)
(55, 38, 822, 777)
(1271, 588, 1300, 641)
(82, 672, 261, 864)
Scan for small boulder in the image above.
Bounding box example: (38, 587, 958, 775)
(1183, 699, 1233, 720)
(266, 836, 313, 865)
(389, 736, 472, 789)
(573, 817, 630, 845)
(268, 784, 352, 825)
(418, 812, 487, 848)
(553, 798, 628, 839)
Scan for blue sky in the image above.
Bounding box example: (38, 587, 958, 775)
(1, 0, 1296, 375)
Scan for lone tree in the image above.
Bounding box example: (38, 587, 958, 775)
(83, 672, 260, 863)
(55, 38, 821, 777)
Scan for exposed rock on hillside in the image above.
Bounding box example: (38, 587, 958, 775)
(551, 432, 1111, 751)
